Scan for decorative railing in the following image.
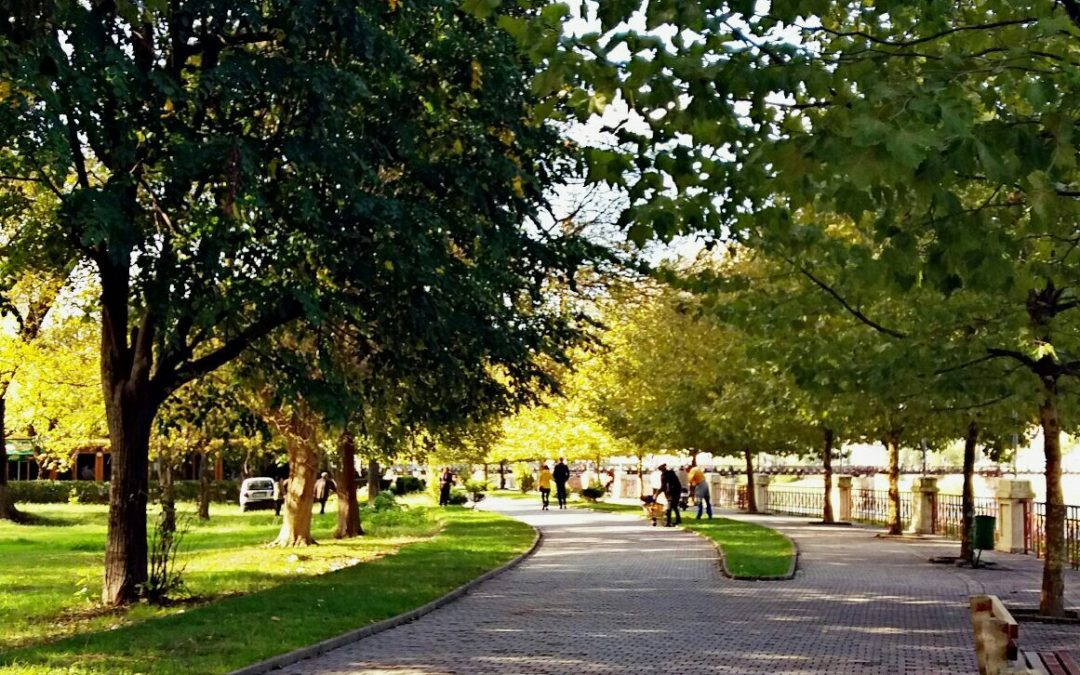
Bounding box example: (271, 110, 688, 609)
(850, 488, 912, 529)
(768, 486, 825, 518)
(717, 485, 747, 511)
(931, 493, 998, 540)
(1025, 502, 1080, 570)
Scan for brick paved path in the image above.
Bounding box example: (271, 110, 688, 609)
(285, 499, 1078, 675)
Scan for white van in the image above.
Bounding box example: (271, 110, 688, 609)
(239, 477, 276, 512)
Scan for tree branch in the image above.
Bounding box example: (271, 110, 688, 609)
(791, 262, 908, 339)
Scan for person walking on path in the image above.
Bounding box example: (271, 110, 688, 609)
(538, 464, 552, 510)
(553, 458, 570, 509)
(438, 467, 454, 506)
(687, 464, 712, 519)
(273, 476, 288, 517)
(656, 463, 682, 526)
(314, 471, 337, 515)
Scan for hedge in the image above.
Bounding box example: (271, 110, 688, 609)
(8, 480, 242, 504)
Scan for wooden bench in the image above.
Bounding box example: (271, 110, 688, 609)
(1020, 650, 1080, 675)
(970, 595, 1080, 675)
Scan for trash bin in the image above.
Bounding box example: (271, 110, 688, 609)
(973, 515, 996, 551)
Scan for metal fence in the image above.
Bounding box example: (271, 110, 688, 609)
(768, 486, 825, 518)
(717, 485, 747, 510)
(1025, 502, 1080, 570)
(932, 493, 998, 540)
(851, 488, 913, 529)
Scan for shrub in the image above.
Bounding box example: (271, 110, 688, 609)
(394, 476, 425, 495)
(446, 488, 469, 505)
(141, 512, 189, 605)
(10, 480, 241, 504)
(372, 490, 400, 512)
(513, 463, 535, 493)
(580, 482, 605, 503)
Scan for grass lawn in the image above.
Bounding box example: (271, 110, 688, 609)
(575, 499, 794, 578)
(0, 500, 533, 674)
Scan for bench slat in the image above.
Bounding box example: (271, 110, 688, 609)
(1053, 651, 1080, 675)
(1022, 650, 1053, 675)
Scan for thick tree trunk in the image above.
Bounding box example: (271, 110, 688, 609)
(960, 421, 978, 564)
(885, 430, 902, 535)
(158, 461, 176, 536)
(499, 460, 507, 490)
(102, 391, 156, 605)
(197, 452, 211, 521)
(0, 397, 26, 523)
(335, 432, 362, 539)
(1039, 394, 1066, 617)
(367, 458, 379, 506)
(822, 427, 835, 524)
(744, 448, 757, 513)
(272, 434, 318, 547)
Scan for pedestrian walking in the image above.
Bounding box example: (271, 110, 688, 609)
(538, 464, 552, 510)
(438, 467, 454, 506)
(656, 463, 682, 526)
(553, 458, 570, 509)
(314, 471, 337, 514)
(687, 464, 712, 519)
(273, 476, 288, 517)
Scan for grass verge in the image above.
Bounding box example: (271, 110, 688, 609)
(575, 500, 794, 578)
(0, 502, 532, 675)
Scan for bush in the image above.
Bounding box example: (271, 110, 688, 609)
(580, 482, 605, 503)
(9, 480, 241, 504)
(446, 488, 469, 505)
(394, 476, 425, 495)
(513, 463, 535, 493)
(372, 490, 400, 512)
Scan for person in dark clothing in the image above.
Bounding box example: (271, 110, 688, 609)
(438, 467, 454, 506)
(314, 471, 337, 514)
(553, 458, 570, 509)
(273, 477, 288, 517)
(656, 463, 682, 526)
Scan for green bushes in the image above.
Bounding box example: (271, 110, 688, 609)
(9, 480, 241, 504)
(445, 489, 469, 505)
(513, 462, 535, 493)
(580, 482, 605, 502)
(393, 476, 425, 495)
(371, 490, 400, 512)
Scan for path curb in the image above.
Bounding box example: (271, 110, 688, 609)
(228, 526, 543, 675)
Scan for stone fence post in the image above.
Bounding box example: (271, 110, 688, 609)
(837, 476, 853, 522)
(755, 475, 771, 514)
(994, 479, 1034, 553)
(909, 476, 939, 535)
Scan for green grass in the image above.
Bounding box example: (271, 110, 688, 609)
(575, 500, 794, 578)
(0, 501, 533, 674)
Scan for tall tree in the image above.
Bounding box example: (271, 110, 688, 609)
(1, 1, 594, 603)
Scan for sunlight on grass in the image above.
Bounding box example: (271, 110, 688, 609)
(0, 501, 532, 675)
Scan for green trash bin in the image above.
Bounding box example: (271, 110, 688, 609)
(973, 515, 996, 565)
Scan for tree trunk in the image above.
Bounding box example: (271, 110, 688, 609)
(272, 433, 318, 547)
(0, 397, 25, 523)
(1039, 393, 1066, 617)
(637, 456, 644, 498)
(744, 448, 757, 513)
(335, 432, 362, 539)
(499, 460, 507, 490)
(158, 460, 176, 536)
(367, 458, 379, 506)
(885, 430, 902, 535)
(690, 450, 698, 467)
(960, 421, 978, 564)
(102, 390, 157, 605)
(197, 452, 211, 521)
(822, 427, 835, 524)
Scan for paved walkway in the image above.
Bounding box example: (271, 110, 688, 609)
(284, 499, 1079, 675)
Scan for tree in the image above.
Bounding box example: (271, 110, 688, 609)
(507, 1, 1080, 615)
(1, 1, 595, 603)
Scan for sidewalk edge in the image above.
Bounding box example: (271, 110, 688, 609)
(228, 525, 543, 675)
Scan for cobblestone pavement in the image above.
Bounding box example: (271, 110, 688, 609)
(285, 499, 1079, 675)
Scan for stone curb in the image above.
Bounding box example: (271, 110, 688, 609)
(228, 526, 543, 675)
